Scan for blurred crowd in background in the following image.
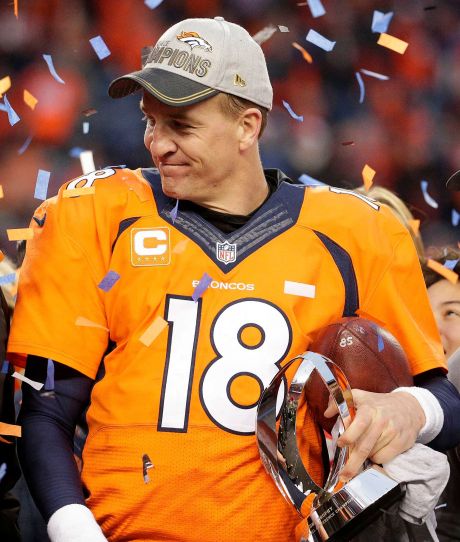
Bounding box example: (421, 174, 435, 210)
(0, 0, 459, 264)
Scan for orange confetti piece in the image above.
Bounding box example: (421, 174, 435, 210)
(408, 219, 420, 236)
(377, 33, 409, 54)
(427, 259, 458, 285)
(0, 250, 4, 262)
(7, 228, 34, 241)
(292, 42, 313, 64)
(75, 316, 109, 332)
(23, 89, 38, 110)
(139, 316, 168, 347)
(0, 422, 21, 438)
(362, 164, 376, 191)
(14, 0, 18, 18)
(62, 186, 96, 198)
(173, 239, 189, 254)
(0, 76, 11, 97)
(0, 185, 3, 198)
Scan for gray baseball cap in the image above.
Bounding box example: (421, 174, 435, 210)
(108, 16, 273, 110)
(446, 170, 460, 190)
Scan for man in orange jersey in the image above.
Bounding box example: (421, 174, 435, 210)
(8, 17, 460, 542)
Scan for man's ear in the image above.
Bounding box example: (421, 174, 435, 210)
(238, 108, 262, 151)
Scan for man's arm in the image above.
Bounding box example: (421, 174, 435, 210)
(18, 356, 107, 541)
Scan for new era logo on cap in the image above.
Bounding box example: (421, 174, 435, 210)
(108, 17, 273, 110)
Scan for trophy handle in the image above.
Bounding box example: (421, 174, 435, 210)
(256, 351, 355, 514)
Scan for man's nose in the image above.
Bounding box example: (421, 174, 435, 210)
(150, 125, 177, 157)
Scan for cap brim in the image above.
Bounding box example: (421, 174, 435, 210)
(108, 67, 219, 107)
(446, 170, 460, 191)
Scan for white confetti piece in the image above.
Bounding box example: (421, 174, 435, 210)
(307, 0, 326, 18)
(371, 10, 394, 34)
(43, 54, 65, 84)
(80, 150, 95, 174)
(284, 280, 316, 298)
(420, 180, 438, 209)
(306, 29, 336, 52)
(0, 95, 20, 126)
(144, 0, 164, 8)
(12, 371, 44, 391)
(298, 174, 326, 186)
(282, 100, 303, 122)
(360, 69, 389, 81)
(89, 36, 111, 60)
(34, 169, 50, 200)
(355, 71, 365, 104)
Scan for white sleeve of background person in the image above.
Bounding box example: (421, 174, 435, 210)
(392, 386, 444, 444)
(47, 504, 108, 542)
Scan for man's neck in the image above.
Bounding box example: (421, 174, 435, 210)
(197, 163, 269, 216)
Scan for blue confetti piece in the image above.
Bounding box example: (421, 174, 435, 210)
(0, 463, 6, 483)
(0, 95, 20, 126)
(307, 0, 326, 18)
(0, 273, 16, 285)
(34, 169, 50, 201)
(305, 29, 336, 52)
(170, 200, 179, 223)
(98, 270, 121, 292)
(371, 10, 394, 34)
(360, 69, 389, 81)
(444, 259, 459, 271)
(144, 0, 164, 8)
(355, 72, 365, 104)
(43, 54, 65, 84)
(452, 209, 460, 227)
(192, 273, 212, 302)
(89, 36, 111, 60)
(420, 180, 438, 209)
(18, 134, 33, 155)
(377, 333, 384, 352)
(44, 359, 55, 391)
(282, 100, 303, 122)
(298, 174, 326, 186)
(1, 360, 9, 374)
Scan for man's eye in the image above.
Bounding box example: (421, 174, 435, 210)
(446, 310, 460, 318)
(173, 120, 192, 130)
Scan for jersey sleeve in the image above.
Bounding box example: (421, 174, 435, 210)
(8, 189, 110, 379)
(359, 223, 446, 376)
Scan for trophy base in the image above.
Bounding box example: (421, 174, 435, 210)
(306, 467, 404, 542)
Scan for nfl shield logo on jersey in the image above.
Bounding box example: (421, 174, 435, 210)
(216, 241, 237, 265)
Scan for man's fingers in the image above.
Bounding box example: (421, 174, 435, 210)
(339, 416, 385, 481)
(337, 405, 372, 447)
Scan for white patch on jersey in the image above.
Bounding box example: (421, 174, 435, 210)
(284, 280, 316, 299)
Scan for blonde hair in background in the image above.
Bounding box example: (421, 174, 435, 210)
(0, 255, 18, 310)
(356, 185, 425, 261)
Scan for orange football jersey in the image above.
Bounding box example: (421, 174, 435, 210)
(8, 168, 445, 542)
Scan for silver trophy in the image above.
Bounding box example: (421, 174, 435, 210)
(256, 351, 404, 542)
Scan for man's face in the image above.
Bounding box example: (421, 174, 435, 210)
(428, 279, 460, 359)
(142, 92, 240, 207)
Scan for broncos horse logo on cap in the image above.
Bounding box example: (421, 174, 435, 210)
(176, 31, 213, 52)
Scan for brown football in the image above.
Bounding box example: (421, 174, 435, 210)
(304, 316, 414, 432)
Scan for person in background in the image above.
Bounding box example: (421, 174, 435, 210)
(356, 185, 425, 260)
(423, 248, 460, 542)
(0, 256, 20, 541)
